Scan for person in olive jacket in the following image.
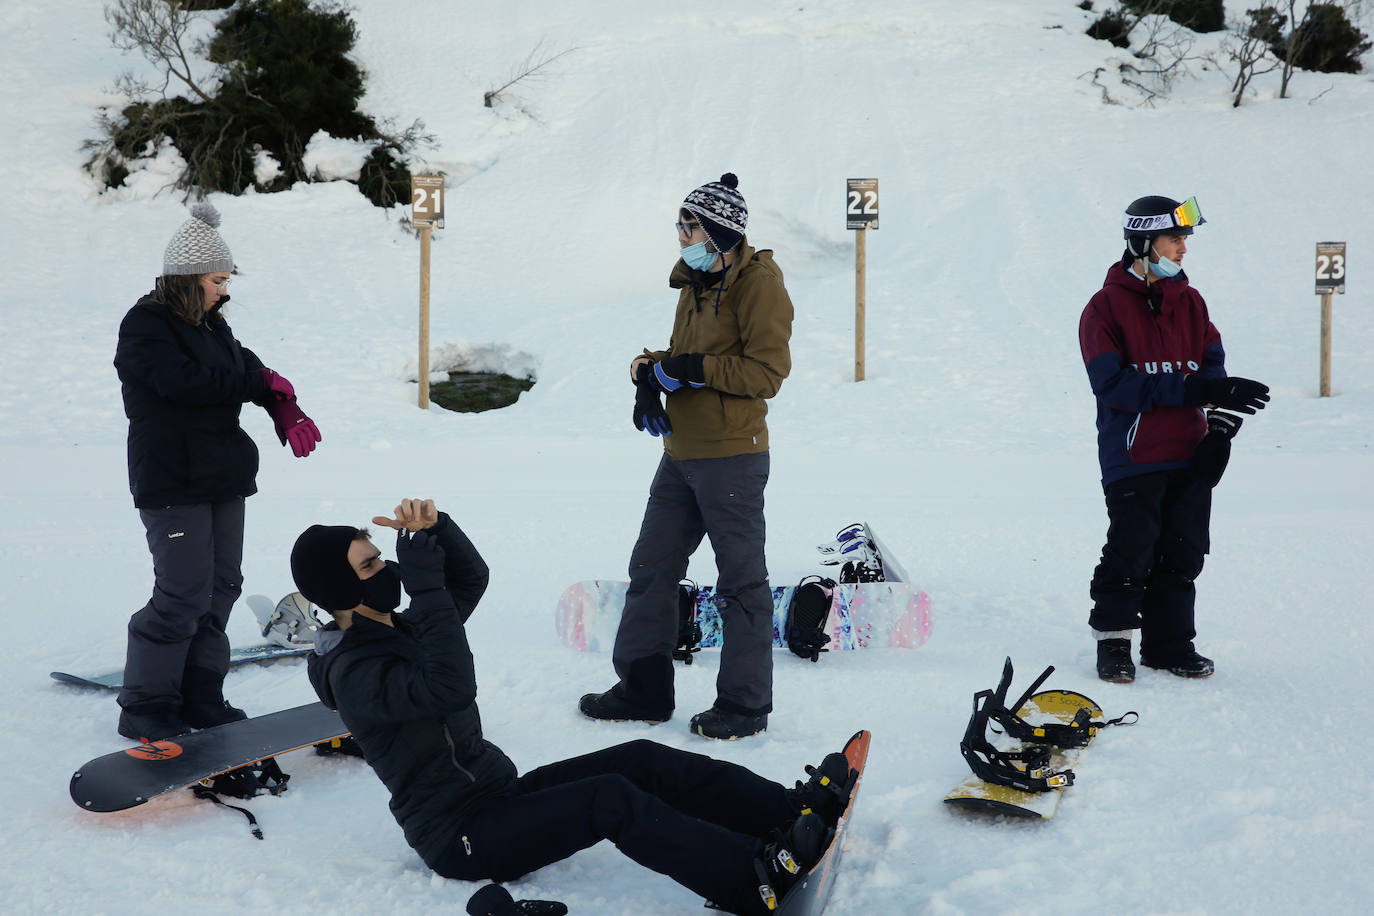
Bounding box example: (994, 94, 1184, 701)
(291, 499, 850, 916)
(581, 173, 794, 741)
(113, 202, 321, 741)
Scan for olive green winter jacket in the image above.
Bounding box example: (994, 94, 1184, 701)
(641, 238, 793, 460)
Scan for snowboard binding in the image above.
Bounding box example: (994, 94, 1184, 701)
(960, 657, 1137, 793)
(671, 580, 703, 665)
(785, 575, 835, 662)
(253, 592, 322, 648)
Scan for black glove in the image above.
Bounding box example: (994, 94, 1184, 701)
(650, 352, 706, 394)
(467, 884, 568, 916)
(1183, 374, 1270, 414)
(633, 363, 672, 436)
(394, 529, 446, 596)
(1192, 410, 1243, 487)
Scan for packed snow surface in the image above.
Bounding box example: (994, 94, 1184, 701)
(2, 1, 1372, 913)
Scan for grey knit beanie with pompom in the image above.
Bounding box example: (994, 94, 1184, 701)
(163, 202, 234, 276)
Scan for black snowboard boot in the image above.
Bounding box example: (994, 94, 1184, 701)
(1096, 638, 1136, 683)
(690, 706, 767, 740)
(750, 812, 829, 913)
(181, 667, 247, 729)
(578, 687, 670, 724)
(117, 705, 194, 742)
(790, 751, 856, 827)
(1141, 648, 1214, 678)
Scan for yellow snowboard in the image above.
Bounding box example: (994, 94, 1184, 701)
(943, 689, 1102, 819)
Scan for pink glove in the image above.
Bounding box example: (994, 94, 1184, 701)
(259, 368, 295, 401)
(265, 399, 321, 457)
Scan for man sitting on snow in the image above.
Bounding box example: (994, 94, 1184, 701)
(289, 497, 857, 915)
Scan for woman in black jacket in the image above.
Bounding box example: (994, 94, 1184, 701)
(290, 499, 853, 916)
(113, 202, 321, 741)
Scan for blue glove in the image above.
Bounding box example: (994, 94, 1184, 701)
(633, 363, 672, 436)
(651, 353, 706, 394)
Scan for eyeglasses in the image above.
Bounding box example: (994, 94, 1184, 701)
(206, 276, 231, 290)
(1172, 197, 1205, 228)
(675, 221, 702, 237)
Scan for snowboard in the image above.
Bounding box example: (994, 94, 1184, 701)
(49, 594, 313, 690)
(775, 729, 871, 916)
(942, 689, 1102, 819)
(555, 581, 932, 653)
(70, 702, 349, 813)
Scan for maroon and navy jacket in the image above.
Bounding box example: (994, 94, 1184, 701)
(1079, 261, 1225, 485)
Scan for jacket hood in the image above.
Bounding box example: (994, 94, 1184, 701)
(307, 622, 346, 708)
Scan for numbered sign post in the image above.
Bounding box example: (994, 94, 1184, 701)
(1315, 241, 1346, 397)
(411, 175, 445, 408)
(847, 178, 878, 382)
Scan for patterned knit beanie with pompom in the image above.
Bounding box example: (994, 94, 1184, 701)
(163, 202, 234, 276)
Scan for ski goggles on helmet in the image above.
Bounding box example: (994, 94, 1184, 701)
(1121, 196, 1206, 234)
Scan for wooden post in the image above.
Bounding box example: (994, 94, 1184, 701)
(855, 225, 866, 382)
(1319, 290, 1332, 397)
(418, 224, 432, 409)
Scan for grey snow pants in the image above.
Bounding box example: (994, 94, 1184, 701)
(612, 452, 773, 718)
(117, 499, 245, 713)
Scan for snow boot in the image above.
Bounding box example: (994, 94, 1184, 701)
(1141, 648, 1214, 678)
(181, 667, 247, 729)
(578, 687, 670, 724)
(791, 751, 856, 827)
(117, 706, 194, 742)
(1096, 638, 1136, 683)
(751, 812, 829, 912)
(690, 706, 767, 740)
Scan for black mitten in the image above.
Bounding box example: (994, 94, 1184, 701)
(1192, 410, 1243, 487)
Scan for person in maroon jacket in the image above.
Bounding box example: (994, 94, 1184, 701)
(1078, 195, 1269, 683)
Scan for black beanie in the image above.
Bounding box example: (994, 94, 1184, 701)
(682, 172, 747, 254)
(290, 525, 364, 612)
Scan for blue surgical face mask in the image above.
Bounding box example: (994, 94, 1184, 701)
(1148, 245, 1182, 278)
(680, 241, 719, 271)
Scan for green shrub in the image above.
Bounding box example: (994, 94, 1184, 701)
(1285, 3, 1371, 72)
(89, 0, 422, 206)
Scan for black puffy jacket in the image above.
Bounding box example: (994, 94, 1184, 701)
(308, 515, 518, 873)
(114, 291, 270, 509)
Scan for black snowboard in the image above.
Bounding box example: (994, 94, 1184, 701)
(70, 702, 349, 812)
(776, 729, 872, 916)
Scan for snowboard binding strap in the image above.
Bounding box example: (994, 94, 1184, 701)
(961, 689, 1075, 793)
(191, 758, 291, 839)
(986, 658, 1137, 750)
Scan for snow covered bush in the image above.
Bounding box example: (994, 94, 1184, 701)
(85, 0, 428, 207)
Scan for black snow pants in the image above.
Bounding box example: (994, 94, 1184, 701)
(1089, 468, 1212, 660)
(429, 739, 795, 914)
(612, 451, 774, 719)
(118, 499, 245, 714)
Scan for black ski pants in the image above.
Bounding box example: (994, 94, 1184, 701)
(118, 499, 245, 713)
(430, 739, 795, 914)
(612, 451, 773, 718)
(1089, 468, 1211, 660)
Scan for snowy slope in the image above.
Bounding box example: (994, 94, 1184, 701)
(2, 1, 1373, 913)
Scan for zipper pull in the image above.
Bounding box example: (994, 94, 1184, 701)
(462, 835, 472, 856)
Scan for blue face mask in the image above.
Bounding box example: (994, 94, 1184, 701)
(680, 241, 719, 271)
(1148, 246, 1182, 278)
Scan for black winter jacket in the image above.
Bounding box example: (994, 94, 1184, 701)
(114, 291, 270, 509)
(307, 514, 518, 874)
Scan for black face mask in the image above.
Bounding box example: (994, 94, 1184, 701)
(359, 561, 402, 613)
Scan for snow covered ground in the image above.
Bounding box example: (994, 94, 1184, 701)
(2, 1, 1373, 912)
